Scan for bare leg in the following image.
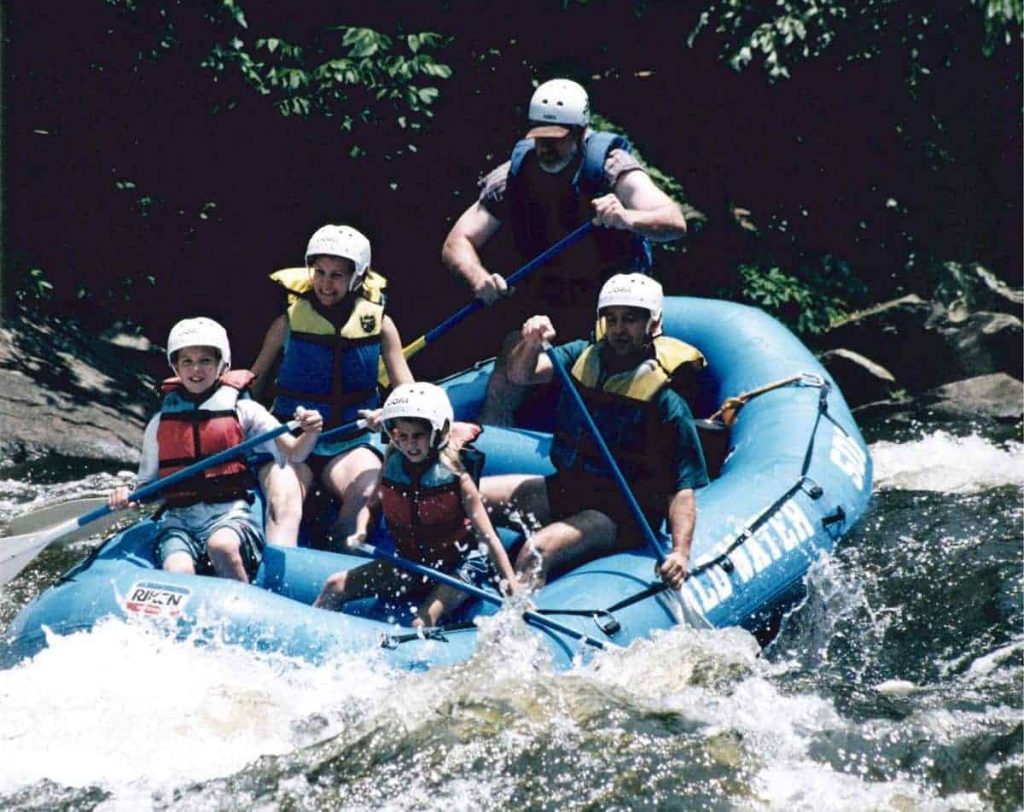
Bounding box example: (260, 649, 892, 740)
(321, 447, 382, 544)
(477, 330, 529, 427)
(480, 474, 552, 530)
(206, 527, 250, 582)
(315, 560, 398, 610)
(514, 509, 621, 589)
(259, 460, 314, 546)
(414, 584, 469, 628)
(162, 551, 196, 576)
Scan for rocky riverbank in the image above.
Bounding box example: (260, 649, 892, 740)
(0, 310, 163, 468)
(812, 262, 1023, 425)
(1, 262, 1020, 470)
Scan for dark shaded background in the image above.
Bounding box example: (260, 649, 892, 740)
(3, 1, 1020, 382)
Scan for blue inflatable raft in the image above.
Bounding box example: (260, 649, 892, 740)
(0, 298, 872, 670)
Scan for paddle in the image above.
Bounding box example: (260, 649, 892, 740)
(0, 416, 366, 587)
(7, 497, 113, 537)
(399, 221, 595, 361)
(541, 341, 712, 629)
(349, 542, 611, 651)
(5, 497, 159, 546)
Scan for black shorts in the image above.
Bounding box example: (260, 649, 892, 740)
(544, 469, 664, 535)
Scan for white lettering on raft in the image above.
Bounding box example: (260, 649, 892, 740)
(683, 500, 816, 613)
(829, 425, 868, 490)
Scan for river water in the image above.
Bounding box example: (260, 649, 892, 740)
(0, 417, 1020, 811)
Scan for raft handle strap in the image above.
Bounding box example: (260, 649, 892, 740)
(535, 607, 623, 636)
(378, 620, 477, 649)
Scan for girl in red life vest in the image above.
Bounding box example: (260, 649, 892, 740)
(315, 383, 518, 628)
(108, 317, 323, 582)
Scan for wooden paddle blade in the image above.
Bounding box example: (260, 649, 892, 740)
(6, 497, 109, 536)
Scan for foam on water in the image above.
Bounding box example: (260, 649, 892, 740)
(870, 431, 1023, 493)
(0, 618, 394, 802)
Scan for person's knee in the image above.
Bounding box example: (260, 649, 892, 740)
(515, 535, 546, 570)
(317, 571, 350, 608)
(162, 552, 195, 574)
(324, 570, 348, 594)
(207, 532, 242, 563)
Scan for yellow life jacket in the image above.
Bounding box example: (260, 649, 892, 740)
(570, 335, 706, 401)
(270, 269, 388, 435)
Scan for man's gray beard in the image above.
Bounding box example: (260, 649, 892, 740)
(538, 141, 580, 174)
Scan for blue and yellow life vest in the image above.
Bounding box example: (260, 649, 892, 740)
(156, 369, 256, 508)
(270, 269, 387, 446)
(378, 450, 472, 570)
(550, 336, 705, 490)
(506, 130, 653, 275)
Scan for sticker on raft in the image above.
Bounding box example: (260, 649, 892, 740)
(124, 581, 192, 618)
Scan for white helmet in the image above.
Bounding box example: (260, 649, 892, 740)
(381, 382, 454, 450)
(304, 224, 372, 291)
(597, 273, 664, 332)
(166, 317, 231, 371)
(526, 79, 589, 138)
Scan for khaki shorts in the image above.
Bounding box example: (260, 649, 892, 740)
(154, 500, 263, 578)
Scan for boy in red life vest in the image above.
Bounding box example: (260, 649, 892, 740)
(108, 317, 323, 582)
(250, 225, 414, 549)
(315, 383, 518, 628)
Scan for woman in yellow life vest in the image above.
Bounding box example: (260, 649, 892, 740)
(250, 225, 414, 548)
(481, 273, 709, 589)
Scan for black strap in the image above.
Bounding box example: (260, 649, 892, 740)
(378, 620, 477, 648)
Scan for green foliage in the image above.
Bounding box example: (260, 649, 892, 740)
(725, 256, 864, 334)
(105, 1, 452, 136)
(14, 268, 55, 305)
(201, 18, 452, 133)
(688, 0, 1022, 80)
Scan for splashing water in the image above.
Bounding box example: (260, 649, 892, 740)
(870, 431, 1023, 494)
(0, 422, 1020, 810)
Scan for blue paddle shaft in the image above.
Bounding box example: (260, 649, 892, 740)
(424, 221, 595, 345)
(351, 543, 608, 650)
(76, 415, 365, 531)
(542, 342, 667, 566)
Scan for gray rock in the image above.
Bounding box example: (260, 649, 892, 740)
(924, 373, 1023, 421)
(815, 295, 949, 392)
(0, 311, 159, 466)
(938, 311, 1023, 380)
(933, 262, 1024, 320)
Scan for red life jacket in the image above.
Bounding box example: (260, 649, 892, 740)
(378, 451, 471, 569)
(156, 369, 256, 508)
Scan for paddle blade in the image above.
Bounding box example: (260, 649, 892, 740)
(4, 498, 153, 547)
(675, 588, 714, 630)
(6, 497, 109, 536)
(0, 518, 83, 586)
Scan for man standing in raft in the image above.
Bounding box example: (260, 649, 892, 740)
(250, 225, 414, 547)
(481, 274, 709, 589)
(441, 78, 688, 425)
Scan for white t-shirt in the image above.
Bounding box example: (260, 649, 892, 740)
(136, 399, 285, 487)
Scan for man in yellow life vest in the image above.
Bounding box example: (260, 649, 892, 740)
(481, 274, 709, 589)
